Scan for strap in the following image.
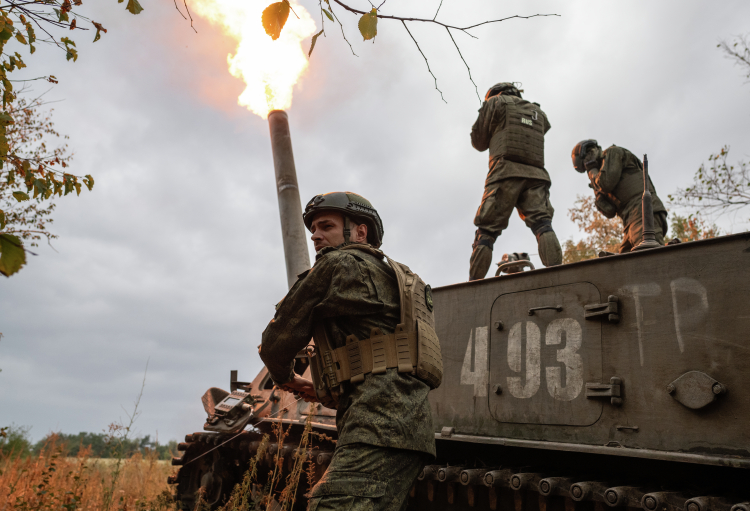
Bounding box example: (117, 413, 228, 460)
(331, 328, 418, 384)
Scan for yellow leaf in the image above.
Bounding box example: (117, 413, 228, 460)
(358, 8, 378, 41)
(262, 1, 290, 40)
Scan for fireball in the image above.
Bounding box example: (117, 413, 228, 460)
(190, 0, 317, 119)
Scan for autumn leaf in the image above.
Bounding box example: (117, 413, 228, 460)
(12, 191, 29, 201)
(15, 31, 27, 45)
(322, 8, 333, 21)
(83, 174, 95, 191)
(358, 8, 378, 41)
(262, 1, 291, 41)
(70, 18, 77, 30)
(93, 21, 107, 42)
(308, 29, 324, 57)
(0, 111, 14, 126)
(0, 209, 5, 230)
(126, 0, 144, 15)
(0, 233, 26, 277)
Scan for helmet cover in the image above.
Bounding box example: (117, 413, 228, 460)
(572, 139, 600, 173)
(303, 191, 385, 248)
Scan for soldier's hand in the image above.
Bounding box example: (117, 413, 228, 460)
(280, 375, 318, 403)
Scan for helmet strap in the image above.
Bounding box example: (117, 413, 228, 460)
(343, 215, 351, 244)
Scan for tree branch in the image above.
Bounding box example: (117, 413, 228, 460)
(445, 27, 480, 103)
(402, 21, 445, 103)
(331, 1, 559, 38)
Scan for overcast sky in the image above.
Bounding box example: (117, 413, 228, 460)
(1, 0, 749, 443)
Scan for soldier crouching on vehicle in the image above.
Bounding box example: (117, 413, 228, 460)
(571, 140, 668, 253)
(259, 192, 442, 511)
(469, 82, 562, 280)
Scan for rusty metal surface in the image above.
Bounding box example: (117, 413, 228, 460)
(430, 232, 750, 465)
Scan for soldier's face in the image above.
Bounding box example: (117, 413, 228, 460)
(310, 212, 367, 251)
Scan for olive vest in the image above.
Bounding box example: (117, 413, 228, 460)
(490, 95, 546, 168)
(307, 246, 443, 409)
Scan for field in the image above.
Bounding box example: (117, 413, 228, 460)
(0, 435, 176, 511)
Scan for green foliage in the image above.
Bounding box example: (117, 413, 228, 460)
(357, 8, 378, 41)
(562, 195, 622, 263)
(262, 1, 291, 41)
(0, 232, 26, 275)
(0, 425, 34, 458)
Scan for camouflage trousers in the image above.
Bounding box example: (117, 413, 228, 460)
(619, 201, 667, 253)
(308, 443, 429, 511)
(473, 177, 555, 236)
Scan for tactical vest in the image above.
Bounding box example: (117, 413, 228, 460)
(492, 96, 546, 168)
(307, 248, 443, 409)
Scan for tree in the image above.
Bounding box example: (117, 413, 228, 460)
(238, 0, 558, 102)
(562, 195, 622, 264)
(0, 1, 144, 276)
(0, 93, 78, 276)
(668, 146, 750, 218)
(718, 32, 750, 81)
(669, 214, 721, 242)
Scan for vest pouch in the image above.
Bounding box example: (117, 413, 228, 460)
(416, 318, 443, 389)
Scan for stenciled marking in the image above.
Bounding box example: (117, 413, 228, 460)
(460, 326, 488, 397)
(506, 321, 541, 399)
(670, 278, 709, 353)
(545, 318, 583, 401)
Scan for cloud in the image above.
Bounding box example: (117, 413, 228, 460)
(1, 0, 749, 441)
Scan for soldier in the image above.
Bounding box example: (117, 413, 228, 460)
(571, 140, 668, 253)
(260, 192, 440, 511)
(469, 82, 563, 280)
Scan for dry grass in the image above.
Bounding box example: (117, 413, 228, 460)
(0, 435, 176, 511)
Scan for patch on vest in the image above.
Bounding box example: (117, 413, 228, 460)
(425, 285, 434, 312)
(521, 117, 533, 126)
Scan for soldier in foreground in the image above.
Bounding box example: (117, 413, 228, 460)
(571, 140, 668, 252)
(469, 82, 562, 280)
(260, 192, 440, 511)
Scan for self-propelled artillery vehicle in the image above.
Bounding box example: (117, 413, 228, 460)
(169, 229, 750, 511)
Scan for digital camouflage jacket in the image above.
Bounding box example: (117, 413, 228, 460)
(471, 95, 552, 184)
(260, 245, 436, 457)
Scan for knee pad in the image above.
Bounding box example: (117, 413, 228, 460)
(472, 229, 497, 250)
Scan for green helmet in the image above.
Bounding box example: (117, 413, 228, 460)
(485, 82, 522, 100)
(303, 192, 385, 248)
(571, 139, 600, 173)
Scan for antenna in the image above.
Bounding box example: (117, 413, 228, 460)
(632, 154, 661, 251)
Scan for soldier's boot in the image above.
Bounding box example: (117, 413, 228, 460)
(538, 230, 562, 267)
(470, 230, 496, 280)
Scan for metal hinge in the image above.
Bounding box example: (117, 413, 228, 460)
(440, 426, 455, 438)
(586, 377, 623, 406)
(584, 295, 620, 324)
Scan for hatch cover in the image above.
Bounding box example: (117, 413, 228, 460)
(489, 282, 603, 426)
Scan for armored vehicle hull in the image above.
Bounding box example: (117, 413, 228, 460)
(170, 232, 750, 511)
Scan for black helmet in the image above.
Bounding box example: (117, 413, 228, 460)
(571, 139, 600, 173)
(485, 82, 523, 100)
(303, 192, 385, 248)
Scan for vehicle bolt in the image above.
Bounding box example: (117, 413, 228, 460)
(605, 490, 618, 505)
(494, 384, 503, 395)
(666, 384, 675, 394)
(687, 503, 701, 511)
(644, 496, 657, 510)
(712, 383, 725, 395)
(571, 486, 583, 499)
(539, 480, 550, 494)
(494, 321, 504, 331)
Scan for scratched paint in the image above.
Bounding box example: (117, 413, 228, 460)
(670, 277, 709, 353)
(507, 321, 541, 399)
(545, 318, 584, 401)
(460, 326, 488, 397)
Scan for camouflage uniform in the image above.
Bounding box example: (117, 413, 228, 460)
(260, 244, 435, 511)
(587, 145, 668, 253)
(470, 92, 562, 280)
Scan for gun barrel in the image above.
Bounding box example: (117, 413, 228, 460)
(268, 110, 311, 288)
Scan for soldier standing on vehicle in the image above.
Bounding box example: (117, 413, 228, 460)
(260, 192, 441, 511)
(571, 140, 668, 253)
(469, 82, 562, 280)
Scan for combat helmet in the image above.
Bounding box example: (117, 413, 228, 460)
(303, 192, 385, 248)
(485, 82, 523, 100)
(571, 139, 601, 173)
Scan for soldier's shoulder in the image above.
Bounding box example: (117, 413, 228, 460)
(603, 144, 625, 155)
(316, 244, 384, 265)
